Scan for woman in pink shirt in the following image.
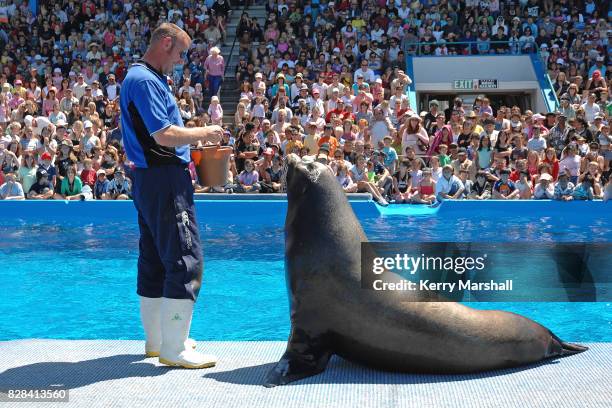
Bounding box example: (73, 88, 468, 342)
(204, 47, 225, 99)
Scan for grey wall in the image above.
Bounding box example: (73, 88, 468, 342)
(413, 55, 536, 83)
(412, 55, 546, 112)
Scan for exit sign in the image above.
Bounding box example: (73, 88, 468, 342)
(453, 79, 498, 90)
(453, 79, 475, 89)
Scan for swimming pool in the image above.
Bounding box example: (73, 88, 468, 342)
(0, 200, 610, 342)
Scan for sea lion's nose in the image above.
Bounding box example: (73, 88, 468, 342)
(285, 153, 301, 167)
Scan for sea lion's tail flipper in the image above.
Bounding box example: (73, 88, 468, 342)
(559, 341, 589, 356)
(546, 331, 589, 358)
(263, 330, 332, 387)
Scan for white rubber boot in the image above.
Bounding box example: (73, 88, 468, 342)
(158, 298, 217, 369)
(140, 296, 196, 358)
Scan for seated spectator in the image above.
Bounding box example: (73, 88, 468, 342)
(515, 170, 534, 200)
(435, 165, 464, 202)
(533, 173, 555, 199)
(57, 166, 83, 200)
(107, 168, 132, 200)
(349, 154, 388, 206)
(391, 160, 412, 204)
(17, 152, 38, 194)
(554, 173, 575, 201)
(572, 174, 595, 200)
(0, 171, 25, 200)
(261, 154, 284, 193)
(493, 169, 520, 200)
(369, 150, 393, 198)
(411, 167, 436, 204)
(27, 169, 54, 200)
(336, 161, 358, 194)
(235, 159, 260, 193)
(94, 169, 110, 200)
(468, 171, 492, 200)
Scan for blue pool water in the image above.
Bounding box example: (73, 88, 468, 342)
(0, 204, 611, 342)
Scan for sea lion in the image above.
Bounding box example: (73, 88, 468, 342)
(264, 154, 587, 387)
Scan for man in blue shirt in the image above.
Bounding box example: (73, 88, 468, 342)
(120, 23, 222, 369)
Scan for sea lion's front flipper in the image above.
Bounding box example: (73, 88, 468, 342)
(263, 329, 332, 387)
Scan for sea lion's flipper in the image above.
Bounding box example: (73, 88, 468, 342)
(263, 329, 332, 387)
(546, 331, 589, 358)
(559, 341, 589, 356)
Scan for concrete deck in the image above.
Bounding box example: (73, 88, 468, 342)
(0, 340, 609, 408)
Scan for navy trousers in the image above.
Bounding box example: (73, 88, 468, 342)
(131, 164, 203, 301)
(208, 75, 222, 98)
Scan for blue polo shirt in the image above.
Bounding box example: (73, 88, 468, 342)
(119, 61, 190, 168)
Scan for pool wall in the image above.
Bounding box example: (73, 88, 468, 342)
(0, 197, 610, 224)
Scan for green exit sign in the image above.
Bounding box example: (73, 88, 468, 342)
(453, 79, 474, 90)
(453, 79, 498, 90)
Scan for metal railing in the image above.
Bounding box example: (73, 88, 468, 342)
(402, 39, 539, 57)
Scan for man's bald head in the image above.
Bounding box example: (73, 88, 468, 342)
(150, 23, 191, 51)
(145, 23, 191, 74)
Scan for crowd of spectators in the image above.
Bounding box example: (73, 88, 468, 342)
(0, 0, 232, 200)
(0, 1, 611, 203)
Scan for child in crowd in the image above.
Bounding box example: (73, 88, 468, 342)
(250, 96, 265, 121)
(236, 159, 260, 193)
(27, 169, 54, 200)
(409, 157, 424, 189)
(515, 171, 533, 199)
(468, 171, 492, 200)
(553, 173, 575, 200)
(350, 154, 389, 206)
(437, 144, 451, 166)
(80, 158, 97, 188)
(193, 83, 204, 114)
(336, 161, 357, 193)
(572, 174, 594, 200)
(493, 168, 519, 199)
(93, 169, 109, 200)
(411, 167, 436, 204)
(381, 135, 398, 174)
(208, 96, 223, 125)
(429, 156, 443, 182)
(263, 154, 284, 193)
(392, 160, 412, 203)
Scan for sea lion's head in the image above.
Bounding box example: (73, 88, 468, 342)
(282, 153, 334, 198)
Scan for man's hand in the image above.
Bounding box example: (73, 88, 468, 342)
(202, 125, 223, 144)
